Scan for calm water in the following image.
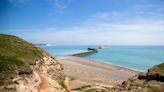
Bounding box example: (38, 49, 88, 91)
(39, 45, 164, 71)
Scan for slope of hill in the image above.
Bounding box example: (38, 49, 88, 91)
(0, 34, 68, 92)
(110, 63, 164, 92)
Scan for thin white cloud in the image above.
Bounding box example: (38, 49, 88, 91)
(132, 3, 164, 10)
(49, 0, 73, 14)
(15, 16, 164, 45)
(7, 0, 164, 45)
(92, 12, 122, 21)
(53, 0, 72, 9)
(45, 27, 56, 31)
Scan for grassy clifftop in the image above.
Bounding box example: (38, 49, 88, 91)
(0, 34, 43, 86)
(149, 63, 164, 76)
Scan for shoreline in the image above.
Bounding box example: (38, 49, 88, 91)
(58, 54, 144, 72)
(104, 61, 145, 72)
(57, 56, 139, 89)
(83, 58, 145, 72)
(56, 49, 145, 72)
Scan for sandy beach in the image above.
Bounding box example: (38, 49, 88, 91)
(57, 56, 139, 89)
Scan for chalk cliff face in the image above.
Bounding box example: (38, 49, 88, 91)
(13, 53, 66, 92)
(0, 34, 67, 92)
(110, 63, 164, 92)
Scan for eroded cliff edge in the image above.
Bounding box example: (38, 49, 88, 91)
(110, 63, 164, 92)
(0, 34, 69, 92)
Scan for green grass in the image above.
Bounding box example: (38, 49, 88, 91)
(150, 63, 164, 76)
(0, 34, 43, 86)
(59, 80, 66, 89)
(84, 88, 107, 92)
(74, 85, 92, 91)
(154, 63, 164, 75)
(74, 85, 108, 92)
(68, 76, 76, 81)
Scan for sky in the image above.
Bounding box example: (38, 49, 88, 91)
(0, 0, 164, 45)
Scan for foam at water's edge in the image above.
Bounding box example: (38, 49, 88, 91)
(80, 57, 144, 72)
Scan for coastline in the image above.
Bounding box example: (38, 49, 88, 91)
(57, 56, 139, 89)
(70, 49, 143, 72)
(56, 48, 145, 72)
(104, 61, 145, 72)
(86, 59, 145, 72)
(67, 50, 144, 72)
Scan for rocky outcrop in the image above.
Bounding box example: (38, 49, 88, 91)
(110, 63, 164, 92)
(1, 49, 68, 92)
(0, 34, 70, 92)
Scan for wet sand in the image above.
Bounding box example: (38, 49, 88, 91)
(57, 56, 139, 89)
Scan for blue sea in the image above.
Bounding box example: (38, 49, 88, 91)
(39, 45, 164, 71)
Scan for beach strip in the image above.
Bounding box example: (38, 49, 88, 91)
(57, 56, 139, 89)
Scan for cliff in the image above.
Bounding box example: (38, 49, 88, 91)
(0, 34, 69, 92)
(110, 63, 164, 92)
(1, 34, 163, 92)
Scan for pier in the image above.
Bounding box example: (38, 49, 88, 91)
(71, 48, 98, 57)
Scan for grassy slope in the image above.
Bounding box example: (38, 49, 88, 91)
(0, 34, 43, 86)
(152, 63, 164, 76)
